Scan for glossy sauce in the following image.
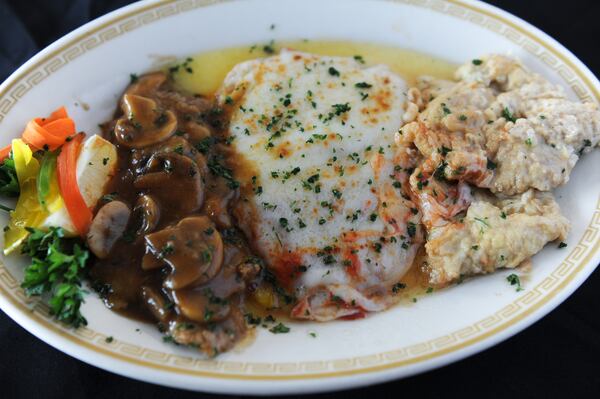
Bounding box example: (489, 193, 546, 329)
(174, 40, 457, 95)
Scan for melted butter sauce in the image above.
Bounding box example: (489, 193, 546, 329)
(172, 41, 456, 316)
(173, 40, 457, 95)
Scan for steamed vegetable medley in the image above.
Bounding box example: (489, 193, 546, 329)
(0, 107, 116, 326)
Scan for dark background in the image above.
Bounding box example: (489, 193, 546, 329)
(1, 0, 599, 397)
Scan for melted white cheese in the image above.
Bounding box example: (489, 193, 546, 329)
(220, 51, 421, 320)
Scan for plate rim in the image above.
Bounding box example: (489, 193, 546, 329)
(0, 0, 598, 394)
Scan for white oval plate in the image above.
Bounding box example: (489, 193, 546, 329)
(0, 0, 598, 395)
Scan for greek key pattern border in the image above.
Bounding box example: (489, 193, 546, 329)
(0, 0, 598, 378)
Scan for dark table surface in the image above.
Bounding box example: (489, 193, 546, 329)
(1, 1, 599, 398)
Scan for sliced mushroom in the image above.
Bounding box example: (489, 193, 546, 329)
(144, 216, 223, 290)
(125, 72, 167, 98)
(132, 195, 160, 236)
(171, 288, 230, 323)
(134, 153, 204, 215)
(114, 94, 177, 148)
(87, 201, 131, 258)
(131, 136, 208, 178)
(183, 121, 212, 142)
(141, 249, 164, 271)
(141, 285, 172, 323)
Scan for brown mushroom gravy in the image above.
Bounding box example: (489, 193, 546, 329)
(89, 72, 265, 356)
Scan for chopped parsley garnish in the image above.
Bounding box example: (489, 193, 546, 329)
(245, 313, 262, 326)
(328, 66, 340, 77)
(502, 107, 517, 123)
(433, 161, 447, 181)
(0, 153, 20, 197)
(332, 103, 351, 116)
(438, 146, 451, 156)
(354, 82, 372, 89)
(262, 40, 276, 54)
(441, 103, 451, 115)
(373, 242, 382, 253)
(472, 59, 483, 65)
(20, 227, 90, 328)
(168, 58, 195, 75)
(207, 156, 240, 189)
(159, 243, 174, 258)
(506, 273, 523, 292)
(353, 55, 365, 64)
(269, 323, 290, 334)
(263, 202, 277, 211)
(307, 173, 320, 183)
(486, 158, 497, 170)
(322, 254, 336, 265)
(195, 136, 217, 154)
(558, 241, 568, 249)
(173, 145, 184, 155)
(392, 282, 406, 293)
(407, 222, 416, 237)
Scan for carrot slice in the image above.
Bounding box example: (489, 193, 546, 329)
(1, 106, 75, 161)
(42, 118, 75, 139)
(56, 133, 91, 236)
(35, 106, 68, 125)
(22, 120, 62, 149)
(22, 106, 76, 151)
